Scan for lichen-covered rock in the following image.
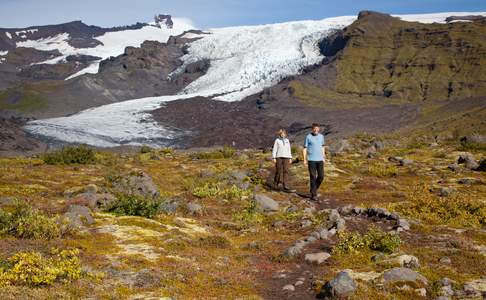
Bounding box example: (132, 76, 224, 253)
(319, 271, 357, 299)
(253, 193, 279, 212)
(382, 268, 428, 286)
(112, 170, 160, 198)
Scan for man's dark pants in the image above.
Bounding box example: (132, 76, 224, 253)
(308, 160, 324, 197)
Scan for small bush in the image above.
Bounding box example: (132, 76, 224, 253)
(197, 235, 231, 249)
(0, 201, 61, 240)
(367, 163, 398, 178)
(105, 194, 162, 218)
(0, 248, 82, 287)
(140, 145, 153, 154)
(190, 146, 236, 159)
(42, 146, 96, 165)
(233, 200, 265, 225)
(192, 183, 221, 198)
(192, 183, 249, 200)
(333, 227, 401, 254)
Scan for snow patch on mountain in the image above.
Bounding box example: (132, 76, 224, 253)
(5, 32, 12, 39)
(395, 11, 486, 23)
(0, 50, 8, 56)
(16, 18, 194, 79)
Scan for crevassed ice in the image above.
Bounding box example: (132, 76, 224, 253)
(25, 94, 197, 147)
(174, 16, 356, 102)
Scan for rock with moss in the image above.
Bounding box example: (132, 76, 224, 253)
(112, 170, 160, 198)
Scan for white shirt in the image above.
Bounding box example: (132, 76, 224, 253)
(272, 137, 292, 159)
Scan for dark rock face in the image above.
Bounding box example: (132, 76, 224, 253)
(154, 15, 174, 29)
(0, 116, 46, 154)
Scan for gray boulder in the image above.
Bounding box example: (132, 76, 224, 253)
(64, 205, 94, 227)
(458, 153, 479, 170)
(186, 202, 203, 216)
(320, 271, 357, 299)
(382, 268, 428, 285)
(112, 171, 159, 198)
(329, 139, 352, 155)
(254, 194, 279, 212)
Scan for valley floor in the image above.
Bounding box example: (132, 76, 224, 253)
(0, 134, 485, 299)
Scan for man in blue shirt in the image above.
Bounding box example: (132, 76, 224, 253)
(303, 123, 325, 201)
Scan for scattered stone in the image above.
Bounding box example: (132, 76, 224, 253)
(337, 205, 354, 216)
(306, 236, 318, 243)
(397, 218, 411, 231)
(376, 254, 420, 268)
(305, 252, 331, 265)
(415, 288, 427, 297)
(282, 284, 295, 292)
(310, 231, 321, 240)
(382, 268, 428, 286)
(185, 202, 203, 216)
(435, 296, 450, 300)
(439, 285, 454, 297)
(477, 158, 486, 172)
(447, 163, 460, 172)
(352, 206, 366, 215)
(253, 193, 279, 212)
(64, 205, 94, 227)
(388, 156, 413, 166)
(272, 220, 286, 228)
(400, 159, 413, 166)
(458, 153, 479, 170)
(457, 178, 482, 185)
(295, 280, 304, 286)
(329, 139, 352, 155)
(85, 184, 98, 194)
(301, 219, 312, 228)
(329, 209, 341, 223)
(286, 205, 299, 213)
(435, 186, 455, 197)
(439, 256, 452, 265)
(371, 140, 385, 151)
(112, 171, 159, 198)
(318, 228, 330, 239)
(335, 218, 346, 232)
(319, 271, 357, 299)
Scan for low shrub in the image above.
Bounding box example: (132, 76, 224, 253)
(140, 145, 153, 154)
(233, 200, 265, 225)
(333, 227, 401, 254)
(42, 146, 96, 165)
(0, 201, 61, 240)
(190, 146, 236, 159)
(192, 183, 250, 200)
(0, 248, 82, 287)
(393, 184, 486, 227)
(367, 163, 398, 178)
(105, 194, 163, 218)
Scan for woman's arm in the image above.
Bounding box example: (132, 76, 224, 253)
(272, 139, 278, 162)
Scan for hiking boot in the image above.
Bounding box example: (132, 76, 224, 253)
(283, 187, 296, 193)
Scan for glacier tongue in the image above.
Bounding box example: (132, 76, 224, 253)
(25, 94, 196, 147)
(176, 16, 356, 102)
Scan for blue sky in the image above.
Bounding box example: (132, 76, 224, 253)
(1, 0, 486, 29)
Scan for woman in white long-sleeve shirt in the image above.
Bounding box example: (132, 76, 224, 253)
(272, 128, 293, 192)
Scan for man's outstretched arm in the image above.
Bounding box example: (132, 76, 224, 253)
(303, 148, 307, 166)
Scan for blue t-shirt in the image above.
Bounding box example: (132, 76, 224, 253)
(304, 133, 325, 161)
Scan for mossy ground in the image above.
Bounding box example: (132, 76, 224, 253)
(0, 136, 484, 299)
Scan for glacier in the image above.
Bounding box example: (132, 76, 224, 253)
(23, 12, 486, 147)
